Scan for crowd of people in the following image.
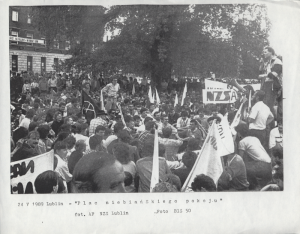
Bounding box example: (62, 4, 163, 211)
(10, 46, 283, 193)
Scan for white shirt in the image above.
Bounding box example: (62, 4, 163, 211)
(176, 117, 190, 128)
(74, 134, 90, 152)
(19, 118, 31, 129)
(239, 136, 271, 163)
(269, 127, 283, 149)
(249, 101, 273, 130)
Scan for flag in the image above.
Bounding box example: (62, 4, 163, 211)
(116, 103, 127, 127)
(181, 82, 187, 106)
(132, 84, 135, 95)
(248, 90, 252, 112)
(216, 114, 235, 157)
(81, 89, 101, 123)
(153, 92, 155, 104)
(155, 88, 160, 105)
(100, 89, 105, 111)
(230, 102, 244, 135)
(150, 129, 159, 192)
(174, 93, 178, 107)
(181, 121, 223, 192)
(148, 86, 154, 103)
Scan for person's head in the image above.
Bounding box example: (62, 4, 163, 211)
(113, 122, 125, 135)
(252, 90, 265, 103)
(95, 125, 106, 137)
(162, 115, 169, 125)
(152, 182, 178, 192)
(34, 171, 59, 194)
(149, 104, 155, 112)
(187, 138, 200, 151)
(37, 125, 51, 140)
(64, 116, 74, 125)
(145, 120, 156, 131)
(191, 174, 216, 192)
(112, 78, 118, 85)
(28, 122, 39, 132)
(59, 102, 66, 112)
(27, 131, 40, 147)
(25, 109, 35, 119)
(112, 142, 130, 165)
(64, 135, 76, 150)
(76, 113, 86, 124)
(153, 111, 161, 121)
(97, 110, 107, 120)
(207, 116, 221, 126)
(277, 120, 283, 134)
(54, 141, 68, 159)
(75, 123, 88, 135)
(117, 129, 131, 144)
(190, 119, 198, 131)
(124, 115, 134, 129)
(140, 107, 148, 118)
(181, 111, 188, 120)
(182, 151, 197, 169)
(73, 140, 85, 153)
(60, 123, 72, 133)
(162, 127, 172, 138)
(72, 152, 125, 193)
(133, 115, 141, 126)
(54, 111, 63, 122)
(89, 135, 103, 151)
(263, 46, 275, 59)
(144, 116, 153, 125)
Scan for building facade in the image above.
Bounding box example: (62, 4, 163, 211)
(9, 6, 72, 74)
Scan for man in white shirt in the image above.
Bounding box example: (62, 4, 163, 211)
(248, 90, 274, 147)
(176, 111, 190, 130)
(102, 78, 120, 110)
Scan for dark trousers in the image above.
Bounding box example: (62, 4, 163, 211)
(245, 160, 272, 190)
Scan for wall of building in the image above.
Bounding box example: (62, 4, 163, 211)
(9, 50, 72, 73)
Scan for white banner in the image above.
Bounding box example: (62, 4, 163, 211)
(9, 36, 45, 44)
(216, 114, 235, 157)
(11, 150, 54, 194)
(202, 89, 238, 104)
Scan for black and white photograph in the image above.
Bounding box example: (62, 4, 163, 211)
(1, 0, 300, 233)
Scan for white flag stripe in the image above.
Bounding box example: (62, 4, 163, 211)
(174, 93, 178, 107)
(150, 129, 160, 192)
(155, 88, 160, 105)
(181, 83, 187, 106)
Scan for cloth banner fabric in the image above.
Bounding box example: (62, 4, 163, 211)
(202, 89, 238, 104)
(216, 114, 235, 157)
(181, 121, 223, 192)
(11, 150, 55, 194)
(150, 130, 159, 192)
(81, 89, 102, 122)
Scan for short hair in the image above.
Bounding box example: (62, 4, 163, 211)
(34, 171, 59, 194)
(191, 174, 216, 192)
(113, 142, 131, 164)
(64, 116, 73, 124)
(162, 127, 172, 138)
(117, 129, 131, 143)
(28, 130, 40, 139)
(63, 135, 76, 150)
(75, 140, 86, 151)
(145, 121, 156, 131)
(72, 152, 116, 193)
(89, 135, 103, 150)
(190, 119, 197, 125)
(28, 122, 39, 132)
(124, 115, 133, 123)
(140, 107, 148, 114)
(95, 125, 106, 133)
(255, 90, 265, 101)
(181, 111, 188, 117)
(54, 141, 67, 153)
(264, 46, 275, 55)
(153, 111, 161, 117)
(133, 115, 141, 121)
(26, 109, 36, 118)
(152, 182, 178, 192)
(235, 122, 249, 138)
(144, 116, 153, 125)
(187, 138, 200, 151)
(113, 122, 124, 134)
(53, 111, 62, 120)
(182, 151, 197, 169)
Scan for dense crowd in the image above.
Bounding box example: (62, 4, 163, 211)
(10, 46, 283, 193)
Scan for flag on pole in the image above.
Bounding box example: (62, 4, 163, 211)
(116, 103, 127, 127)
(155, 88, 160, 105)
(230, 102, 244, 135)
(150, 129, 159, 192)
(181, 121, 223, 192)
(248, 90, 252, 112)
(100, 89, 105, 111)
(181, 82, 187, 106)
(153, 92, 155, 104)
(81, 89, 101, 123)
(216, 114, 235, 157)
(148, 86, 154, 103)
(132, 84, 135, 95)
(174, 93, 178, 107)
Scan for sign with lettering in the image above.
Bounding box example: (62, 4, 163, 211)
(202, 89, 238, 104)
(205, 79, 261, 91)
(11, 150, 54, 194)
(9, 36, 45, 45)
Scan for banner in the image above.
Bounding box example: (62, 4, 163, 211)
(9, 36, 45, 44)
(150, 130, 159, 192)
(216, 114, 235, 157)
(181, 121, 223, 192)
(202, 89, 238, 104)
(82, 89, 101, 122)
(11, 150, 55, 194)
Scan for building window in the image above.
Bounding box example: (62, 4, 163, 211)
(65, 41, 70, 50)
(54, 58, 59, 71)
(12, 11, 18, 22)
(27, 56, 33, 71)
(53, 39, 59, 49)
(41, 57, 46, 73)
(41, 37, 46, 47)
(27, 33, 33, 46)
(27, 15, 32, 24)
(12, 55, 18, 72)
(10, 30, 18, 44)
